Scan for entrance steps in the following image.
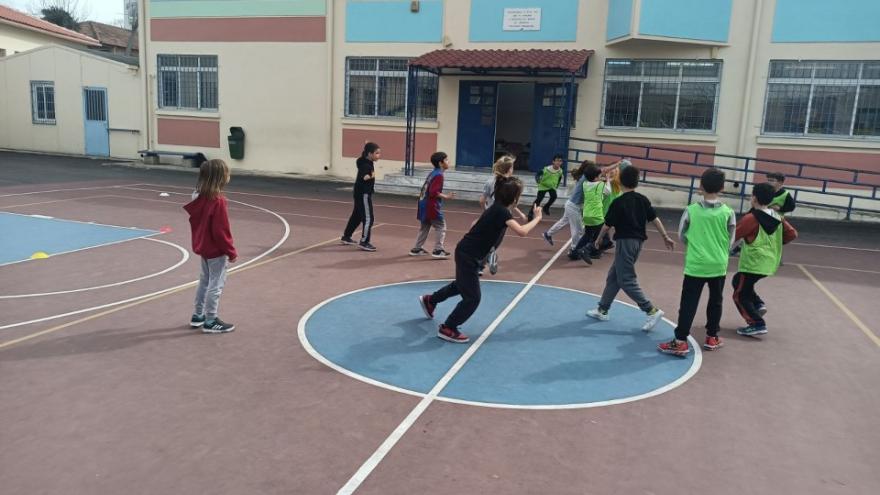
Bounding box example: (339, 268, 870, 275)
(376, 167, 572, 202)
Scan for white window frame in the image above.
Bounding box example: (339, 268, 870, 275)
(600, 59, 722, 133)
(761, 60, 880, 139)
(31, 81, 56, 125)
(344, 57, 438, 120)
(157, 55, 219, 111)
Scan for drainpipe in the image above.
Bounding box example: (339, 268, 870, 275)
(325, 0, 335, 172)
(735, 0, 764, 167)
(139, 0, 151, 151)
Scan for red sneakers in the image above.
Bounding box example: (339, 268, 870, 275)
(657, 339, 689, 357)
(419, 295, 435, 319)
(703, 336, 724, 351)
(438, 325, 469, 343)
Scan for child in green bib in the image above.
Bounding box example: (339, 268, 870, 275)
(567, 163, 611, 265)
(658, 168, 736, 357)
(766, 172, 796, 217)
(731, 183, 798, 337)
(529, 154, 564, 220)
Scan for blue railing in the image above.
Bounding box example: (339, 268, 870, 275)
(568, 137, 880, 220)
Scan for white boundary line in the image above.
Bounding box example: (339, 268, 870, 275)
(298, 279, 701, 411)
(332, 243, 700, 494)
(0, 232, 160, 268)
(0, 209, 158, 231)
(0, 186, 290, 331)
(0, 183, 145, 198)
(0, 237, 189, 299)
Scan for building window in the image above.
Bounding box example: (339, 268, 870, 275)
(157, 55, 218, 111)
(0, 48, 7, 57)
(762, 61, 880, 138)
(601, 59, 722, 132)
(345, 57, 438, 120)
(31, 81, 56, 124)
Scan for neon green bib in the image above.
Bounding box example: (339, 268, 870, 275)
(582, 181, 606, 227)
(739, 224, 783, 276)
(603, 190, 621, 216)
(537, 167, 563, 191)
(769, 190, 790, 216)
(683, 203, 733, 278)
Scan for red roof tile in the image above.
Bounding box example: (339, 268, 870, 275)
(78, 21, 138, 50)
(410, 49, 593, 73)
(0, 4, 99, 46)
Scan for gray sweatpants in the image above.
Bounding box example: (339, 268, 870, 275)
(547, 201, 584, 248)
(598, 238, 654, 313)
(194, 255, 228, 319)
(413, 218, 447, 252)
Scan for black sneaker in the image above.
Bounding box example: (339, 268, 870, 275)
(190, 314, 205, 328)
(579, 248, 593, 265)
(340, 236, 357, 245)
(409, 247, 428, 256)
(431, 249, 451, 259)
(202, 318, 235, 334)
(358, 241, 377, 252)
(542, 232, 554, 246)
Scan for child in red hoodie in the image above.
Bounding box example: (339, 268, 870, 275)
(184, 159, 237, 334)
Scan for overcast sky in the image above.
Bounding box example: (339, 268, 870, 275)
(4, 0, 126, 25)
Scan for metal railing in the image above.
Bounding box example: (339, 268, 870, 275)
(568, 137, 880, 219)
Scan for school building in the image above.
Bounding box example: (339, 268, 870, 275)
(115, 0, 879, 212)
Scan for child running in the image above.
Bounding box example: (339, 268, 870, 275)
(529, 154, 564, 220)
(542, 160, 592, 260)
(411, 151, 456, 258)
(479, 155, 527, 275)
(341, 142, 380, 252)
(586, 165, 675, 331)
(420, 177, 542, 343)
(766, 172, 796, 216)
(570, 163, 614, 265)
(658, 168, 736, 356)
(184, 159, 237, 334)
(732, 183, 798, 337)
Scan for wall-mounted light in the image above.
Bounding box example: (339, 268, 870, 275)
(411, 1, 420, 13)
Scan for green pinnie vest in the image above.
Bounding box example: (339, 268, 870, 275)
(683, 202, 733, 278)
(537, 166, 563, 191)
(582, 181, 607, 227)
(739, 214, 784, 276)
(769, 189, 790, 215)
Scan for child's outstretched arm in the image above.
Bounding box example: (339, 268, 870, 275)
(506, 205, 542, 236)
(652, 217, 676, 251)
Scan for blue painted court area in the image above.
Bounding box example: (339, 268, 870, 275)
(301, 281, 700, 408)
(0, 212, 158, 265)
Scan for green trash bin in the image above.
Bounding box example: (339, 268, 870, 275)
(228, 127, 245, 160)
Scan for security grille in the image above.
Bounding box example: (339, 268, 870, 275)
(345, 57, 438, 120)
(601, 59, 722, 132)
(84, 89, 106, 122)
(31, 81, 56, 124)
(762, 60, 880, 137)
(157, 55, 218, 111)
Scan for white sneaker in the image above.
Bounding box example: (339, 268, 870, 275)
(586, 308, 610, 321)
(642, 309, 664, 332)
(488, 249, 499, 275)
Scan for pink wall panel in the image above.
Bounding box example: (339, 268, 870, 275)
(151, 17, 326, 42)
(157, 119, 221, 148)
(342, 128, 438, 163)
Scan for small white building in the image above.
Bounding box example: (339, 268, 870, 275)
(0, 44, 143, 158)
(0, 4, 99, 56)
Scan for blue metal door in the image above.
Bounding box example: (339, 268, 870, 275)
(456, 81, 497, 168)
(83, 87, 109, 156)
(530, 84, 573, 173)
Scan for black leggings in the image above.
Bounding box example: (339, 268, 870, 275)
(674, 275, 725, 340)
(534, 189, 557, 212)
(343, 191, 374, 243)
(430, 249, 481, 329)
(732, 272, 766, 326)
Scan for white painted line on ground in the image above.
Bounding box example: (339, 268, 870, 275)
(0, 210, 157, 232)
(0, 237, 189, 299)
(336, 241, 574, 494)
(0, 183, 145, 198)
(0, 232, 161, 268)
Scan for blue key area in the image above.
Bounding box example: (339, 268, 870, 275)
(302, 281, 700, 408)
(0, 212, 158, 265)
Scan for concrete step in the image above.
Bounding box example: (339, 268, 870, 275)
(378, 168, 572, 202)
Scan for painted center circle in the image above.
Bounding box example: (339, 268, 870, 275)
(299, 281, 700, 409)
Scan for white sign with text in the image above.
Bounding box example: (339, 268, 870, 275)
(503, 8, 541, 31)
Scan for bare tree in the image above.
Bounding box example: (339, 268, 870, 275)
(125, 1, 138, 57)
(29, 0, 92, 26)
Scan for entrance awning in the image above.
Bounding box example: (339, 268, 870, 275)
(409, 49, 594, 78)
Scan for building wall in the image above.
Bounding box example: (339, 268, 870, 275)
(0, 23, 92, 55)
(772, 0, 880, 43)
(346, 0, 443, 43)
(142, 0, 331, 174)
(0, 45, 142, 158)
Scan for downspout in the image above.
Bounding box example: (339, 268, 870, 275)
(735, 0, 764, 167)
(325, 0, 335, 172)
(139, 0, 151, 151)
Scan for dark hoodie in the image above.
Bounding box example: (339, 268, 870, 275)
(735, 207, 797, 245)
(183, 194, 237, 260)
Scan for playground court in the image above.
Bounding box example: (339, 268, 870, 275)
(0, 152, 878, 494)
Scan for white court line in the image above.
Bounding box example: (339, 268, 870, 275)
(0, 183, 145, 198)
(298, 279, 700, 411)
(0, 232, 160, 268)
(0, 209, 158, 232)
(336, 242, 575, 494)
(0, 187, 290, 331)
(0, 237, 189, 299)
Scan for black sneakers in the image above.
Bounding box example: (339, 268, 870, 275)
(358, 241, 377, 252)
(190, 314, 206, 328)
(202, 318, 235, 334)
(340, 236, 357, 245)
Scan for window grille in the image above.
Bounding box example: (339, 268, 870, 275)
(31, 81, 56, 124)
(345, 57, 438, 120)
(601, 59, 722, 132)
(157, 55, 218, 111)
(762, 60, 880, 138)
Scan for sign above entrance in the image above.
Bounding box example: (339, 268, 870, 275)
(503, 8, 541, 31)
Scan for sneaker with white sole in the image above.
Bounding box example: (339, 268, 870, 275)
(358, 241, 377, 252)
(703, 336, 724, 351)
(658, 338, 690, 356)
(586, 308, 610, 321)
(202, 318, 235, 334)
(340, 236, 357, 245)
(542, 232, 554, 246)
(438, 324, 469, 343)
(431, 249, 451, 259)
(757, 305, 768, 317)
(190, 314, 206, 328)
(419, 294, 435, 319)
(409, 247, 428, 256)
(737, 324, 768, 337)
(642, 308, 664, 332)
(488, 250, 499, 275)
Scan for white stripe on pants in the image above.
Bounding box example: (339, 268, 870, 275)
(194, 255, 228, 319)
(546, 201, 584, 248)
